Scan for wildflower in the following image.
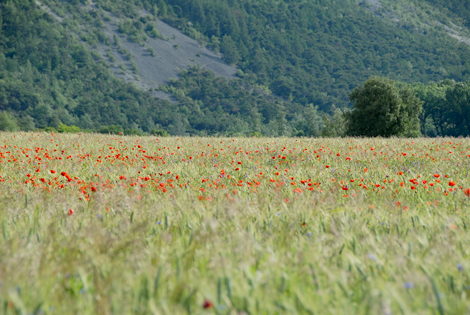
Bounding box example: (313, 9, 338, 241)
(67, 209, 74, 216)
(368, 254, 376, 261)
(449, 181, 456, 187)
(203, 299, 213, 309)
(403, 282, 414, 289)
(464, 188, 470, 196)
(50, 170, 56, 174)
(457, 263, 464, 271)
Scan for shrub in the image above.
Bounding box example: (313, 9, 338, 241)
(99, 125, 124, 134)
(58, 123, 81, 133)
(150, 129, 169, 137)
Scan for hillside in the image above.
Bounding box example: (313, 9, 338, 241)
(151, 0, 470, 109)
(35, 0, 236, 99)
(2, 0, 470, 136)
(0, 0, 289, 136)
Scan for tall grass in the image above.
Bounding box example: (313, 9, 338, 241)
(0, 133, 469, 314)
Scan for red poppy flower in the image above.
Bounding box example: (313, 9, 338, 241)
(449, 181, 456, 187)
(203, 299, 213, 309)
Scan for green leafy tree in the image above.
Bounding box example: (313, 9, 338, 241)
(220, 35, 240, 65)
(305, 104, 323, 137)
(0, 112, 19, 131)
(99, 125, 124, 134)
(250, 105, 263, 134)
(345, 77, 422, 137)
(442, 82, 470, 136)
(321, 106, 346, 137)
(276, 103, 287, 136)
(150, 129, 169, 136)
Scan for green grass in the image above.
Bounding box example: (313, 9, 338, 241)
(0, 133, 469, 314)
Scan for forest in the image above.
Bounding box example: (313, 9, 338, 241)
(1, 0, 470, 136)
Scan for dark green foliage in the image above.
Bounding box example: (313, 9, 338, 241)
(0, 0, 308, 136)
(414, 80, 470, 137)
(321, 106, 346, 138)
(0, 112, 19, 131)
(220, 35, 240, 65)
(0, 0, 179, 134)
(164, 67, 299, 135)
(150, 129, 169, 136)
(151, 0, 470, 111)
(124, 128, 143, 135)
(98, 125, 124, 134)
(424, 0, 470, 27)
(346, 77, 423, 137)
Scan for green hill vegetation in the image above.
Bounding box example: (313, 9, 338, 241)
(2, 0, 470, 136)
(153, 0, 470, 109)
(423, 0, 470, 27)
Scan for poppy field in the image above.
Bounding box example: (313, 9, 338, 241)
(1, 132, 470, 314)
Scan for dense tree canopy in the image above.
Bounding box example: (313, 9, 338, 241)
(144, 0, 470, 111)
(346, 77, 422, 137)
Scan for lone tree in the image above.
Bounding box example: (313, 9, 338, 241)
(345, 77, 422, 137)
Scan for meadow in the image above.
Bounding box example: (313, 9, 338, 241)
(0, 132, 469, 314)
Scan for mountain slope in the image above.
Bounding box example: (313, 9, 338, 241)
(3, 0, 470, 136)
(35, 0, 237, 100)
(0, 0, 280, 135)
(149, 0, 470, 110)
